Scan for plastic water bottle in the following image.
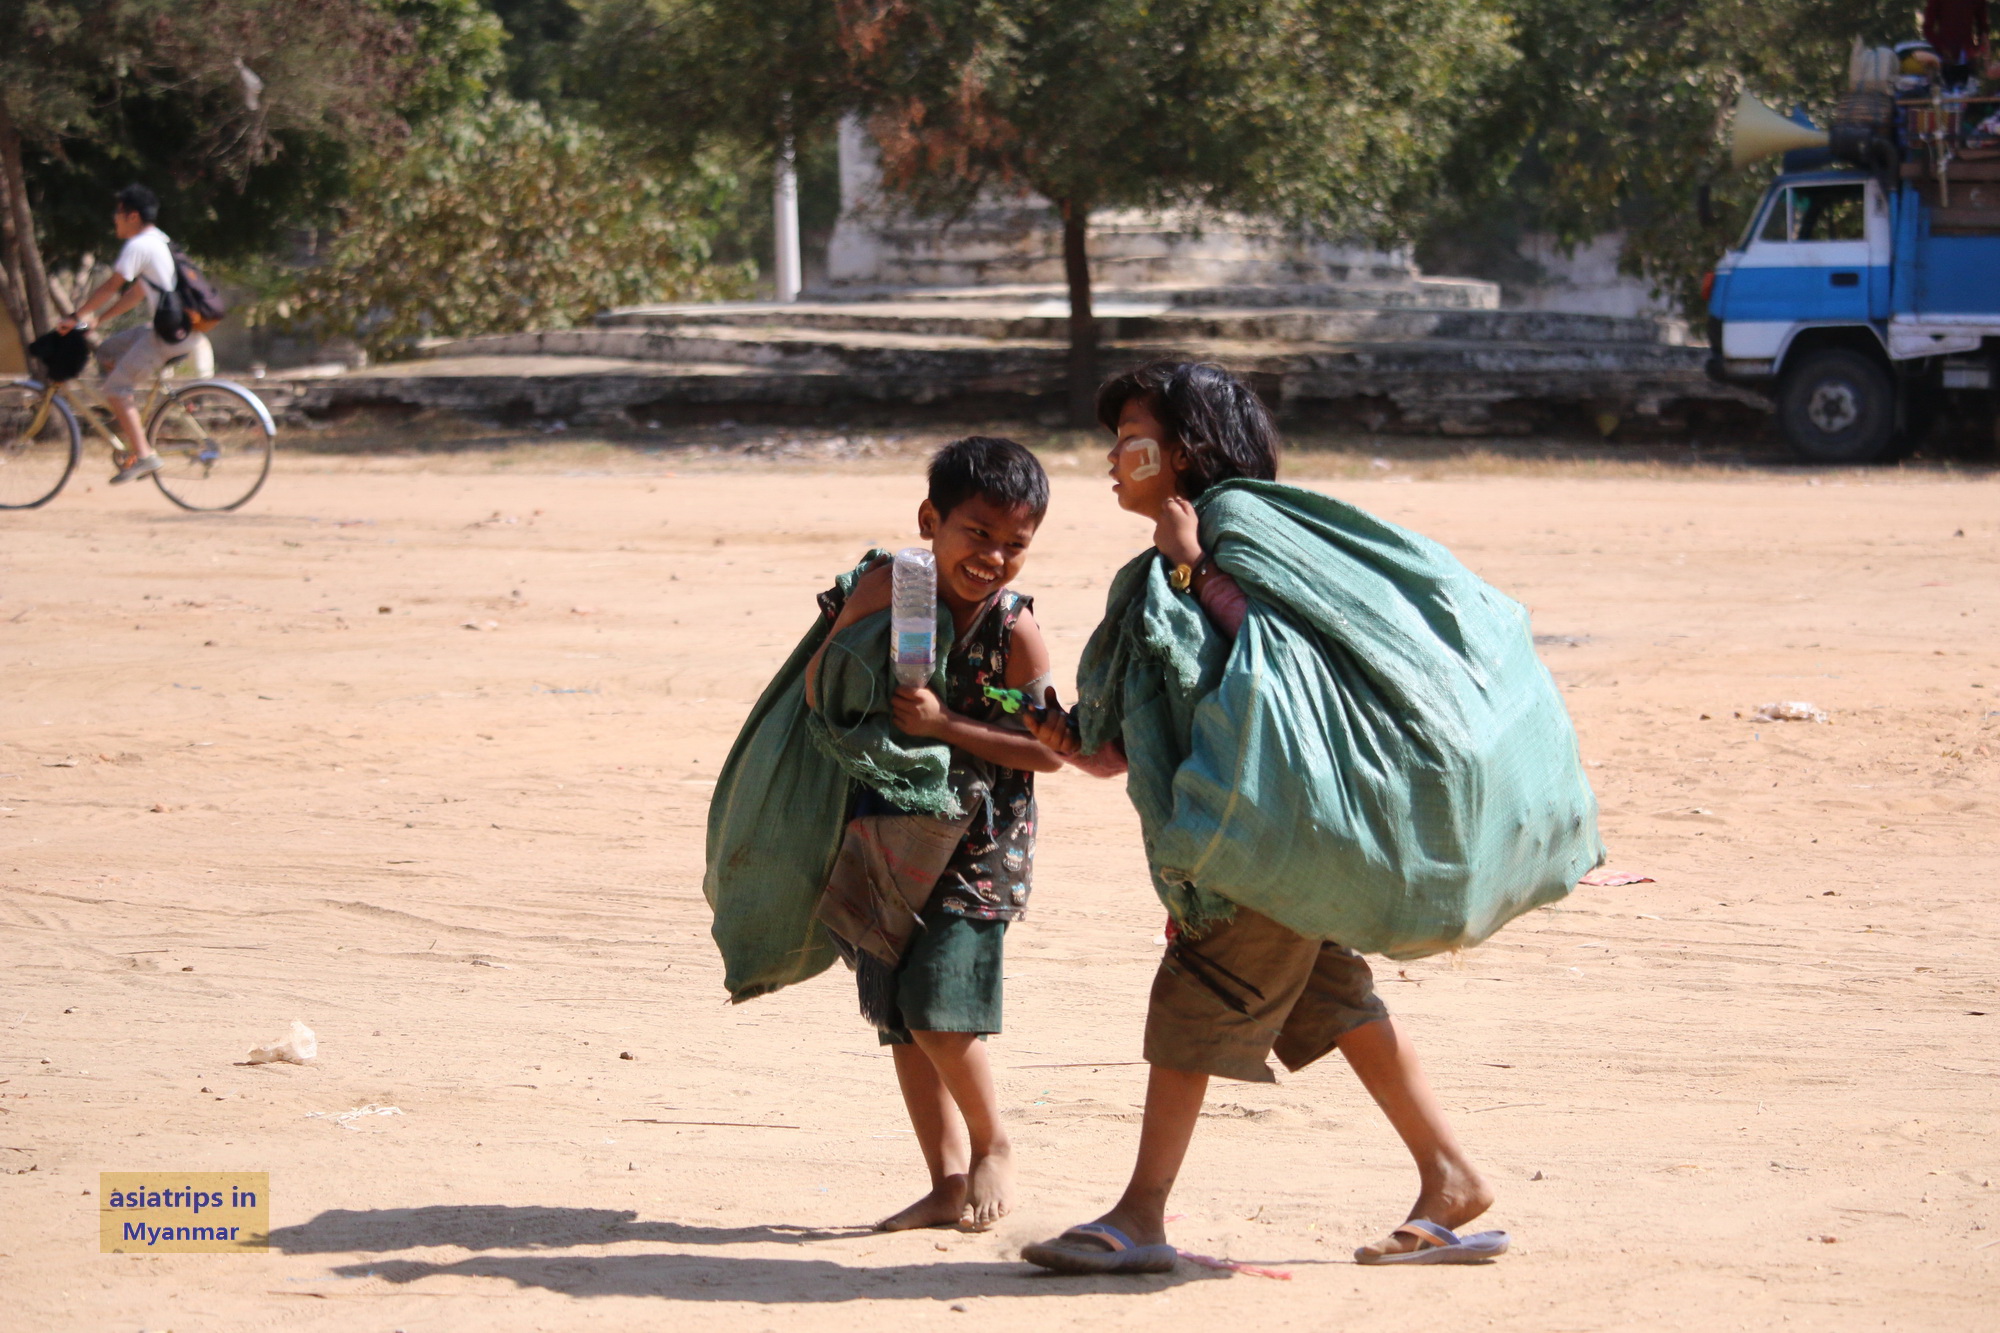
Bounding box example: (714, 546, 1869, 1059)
(890, 547, 937, 687)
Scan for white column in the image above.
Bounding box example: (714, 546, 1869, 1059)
(773, 137, 802, 304)
(827, 114, 885, 286)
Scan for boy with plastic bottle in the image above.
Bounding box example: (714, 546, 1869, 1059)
(801, 436, 1061, 1231)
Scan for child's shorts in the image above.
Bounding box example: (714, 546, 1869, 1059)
(877, 900, 1008, 1045)
(1143, 903, 1388, 1083)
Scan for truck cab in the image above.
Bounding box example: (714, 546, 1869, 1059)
(1708, 164, 2000, 461)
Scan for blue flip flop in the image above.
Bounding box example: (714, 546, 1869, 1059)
(1354, 1218, 1510, 1265)
(1022, 1222, 1179, 1275)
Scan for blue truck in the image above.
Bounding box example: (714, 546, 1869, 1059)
(1707, 160, 2000, 461)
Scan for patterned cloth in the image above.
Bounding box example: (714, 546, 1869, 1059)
(931, 590, 1039, 921)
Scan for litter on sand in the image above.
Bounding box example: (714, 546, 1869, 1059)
(1175, 1250, 1293, 1280)
(1579, 871, 1656, 886)
(1752, 701, 1829, 723)
(306, 1104, 403, 1130)
(246, 1020, 317, 1065)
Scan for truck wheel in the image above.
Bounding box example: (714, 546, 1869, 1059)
(1777, 348, 1896, 464)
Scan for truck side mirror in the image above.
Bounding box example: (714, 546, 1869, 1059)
(1696, 183, 1718, 228)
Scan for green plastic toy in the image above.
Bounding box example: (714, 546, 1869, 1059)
(982, 685, 1026, 714)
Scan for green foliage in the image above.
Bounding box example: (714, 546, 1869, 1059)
(384, 0, 510, 121)
(1, 1, 429, 155)
(1420, 0, 1919, 313)
(8, 0, 492, 272)
(575, 0, 858, 278)
(488, 0, 587, 105)
(843, 0, 1515, 235)
(274, 98, 755, 357)
(577, 0, 859, 158)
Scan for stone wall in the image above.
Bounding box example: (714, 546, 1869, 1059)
(825, 117, 1426, 292)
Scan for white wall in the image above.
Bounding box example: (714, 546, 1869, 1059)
(1511, 232, 1675, 317)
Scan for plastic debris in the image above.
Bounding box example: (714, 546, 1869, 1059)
(1580, 871, 1655, 886)
(1752, 701, 1829, 723)
(306, 1104, 403, 1130)
(1176, 1250, 1293, 1280)
(246, 1019, 317, 1065)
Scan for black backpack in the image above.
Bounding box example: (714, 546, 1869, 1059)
(148, 245, 229, 343)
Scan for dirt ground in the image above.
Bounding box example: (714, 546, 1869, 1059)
(2, 431, 1997, 1331)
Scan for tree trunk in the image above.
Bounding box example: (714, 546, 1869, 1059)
(0, 170, 30, 345)
(1060, 198, 1097, 428)
(0, 99, 57, 338)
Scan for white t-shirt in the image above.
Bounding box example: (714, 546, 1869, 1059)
(113, 226, 176, 315)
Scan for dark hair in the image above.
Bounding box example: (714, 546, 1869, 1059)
(928, 435, 1049, 521)
(115, 184, 159, 224)
(1095, 361, 1280, 498)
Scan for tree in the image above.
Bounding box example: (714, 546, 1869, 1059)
(488, 0, 588, 105)
(574, 0, 859, 285)
(0, 0, 476, 340)
(579, 0, 857, 166)
(840, 0, 1514, 421)
(276, 97, 755, 358)
(1417, 0, 1917, 315)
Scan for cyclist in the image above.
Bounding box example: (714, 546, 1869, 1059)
(54, 185, 213, 484)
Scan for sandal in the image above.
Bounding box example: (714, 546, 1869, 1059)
(1354, 1218, 1510, 1265)
(1022, 1221, 1179, 1275)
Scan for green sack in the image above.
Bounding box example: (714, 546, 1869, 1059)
(703, 551, 955, 1001)
(1076, 480, 1602, 960)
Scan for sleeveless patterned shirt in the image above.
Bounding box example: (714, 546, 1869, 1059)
(931, 589, 1038, 921)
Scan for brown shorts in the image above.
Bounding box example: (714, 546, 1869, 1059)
(1143, 904, 1389, 1083)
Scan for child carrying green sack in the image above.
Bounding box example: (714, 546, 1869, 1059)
(704, 437, 1061, 1232)
(1022, 361, 1603, 1274)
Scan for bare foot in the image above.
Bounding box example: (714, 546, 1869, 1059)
(964, 1143, 1014, 1230)
(875, 1177, 968, 1232)
(1353, 1159, 1495, 1259)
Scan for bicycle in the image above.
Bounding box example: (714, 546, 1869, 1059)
(0, 355, 276, 512)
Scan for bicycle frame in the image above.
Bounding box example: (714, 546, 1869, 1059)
(19, 369, 273, 464)
(21, 374, 171, 463)
(7, 363, 277, 512)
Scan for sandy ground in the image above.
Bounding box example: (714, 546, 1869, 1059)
(2, 436, 1997, 1331)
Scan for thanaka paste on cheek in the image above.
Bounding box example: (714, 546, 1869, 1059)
(1123, 437, 1162, 481)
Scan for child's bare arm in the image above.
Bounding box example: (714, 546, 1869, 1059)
(803, 562, 891, 709)
(892, 688, 1063, 772)
(889, 606, 1062, 773)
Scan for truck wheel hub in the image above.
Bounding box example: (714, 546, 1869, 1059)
(1807, 381, 1859, 433)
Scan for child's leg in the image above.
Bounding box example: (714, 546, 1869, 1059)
(909, 1030, 1014, 1227)
(877, 1041, 971, 1231)
(1085, 1062, 1208, 1246)
(1336, 1017, 1494, 1256)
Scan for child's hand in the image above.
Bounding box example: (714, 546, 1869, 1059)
(1153, 496, 1203, 568)
(1023, 686, 1081, 755)
(891, 685, 951, 737)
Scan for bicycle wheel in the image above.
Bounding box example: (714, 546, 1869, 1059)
(0, 382, 82, 510)
(146, 381, 275, 512)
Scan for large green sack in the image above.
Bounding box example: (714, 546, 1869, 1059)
(704, 552, 955, 1001)
(1075, 480, 1602, 960)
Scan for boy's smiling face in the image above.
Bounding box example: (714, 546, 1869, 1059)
(918, 493, 1042, 615)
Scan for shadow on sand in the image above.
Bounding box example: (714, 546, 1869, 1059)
(329, 1250, 1217, 1301)
(269, 1204, 874, 1253)
(273, 1205, 1222, 1302)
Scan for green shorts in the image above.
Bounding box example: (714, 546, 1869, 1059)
(1143, 903, 1388, 1083)
(877, 902, 1008, 1045)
